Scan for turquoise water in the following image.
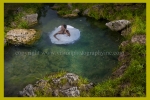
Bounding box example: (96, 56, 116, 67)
(4, 6, 122, 96)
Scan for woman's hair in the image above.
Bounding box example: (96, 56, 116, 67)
(63, 24, 67, 29)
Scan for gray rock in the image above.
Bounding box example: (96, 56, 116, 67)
(10, 21, 17, 28)
(4, 38, 7, 46)
(5, 29, 40, 45)
(19, 84, 35, 97)
(120, 40, 129, 47)
(19, 73, 93, 97)
(131, 35, 146, 44)
(112, 65, 128, 78)
(72, 9, 80, 14)
(118, 52, 130, 65)
(67, 3, 72, 9)
(92, 4, 103, 9)
(106, 20, 131, 31)
(65, 73, 79, 84)
(52, 89, 59, 96)
(52, 73, 79, 85)
(82, 8, 90, 16)
(60, 87, 80, 97)
(22, 13, 38, 26)
(51, 4, 60, 10)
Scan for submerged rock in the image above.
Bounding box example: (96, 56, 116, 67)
(22, 13, 38, 26)
(19, 73, 94, 97)
(106, 20, 131, 31)
(131, 35, 146, 44)
(5, 29, 41, 45)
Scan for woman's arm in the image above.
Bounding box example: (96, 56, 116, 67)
(54, 33, 60, 40)
(66, 30, 70, 36)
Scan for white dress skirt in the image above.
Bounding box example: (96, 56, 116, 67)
(49, 25, 80, 44)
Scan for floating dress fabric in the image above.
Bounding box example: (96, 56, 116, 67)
(49, 25, 80, 44)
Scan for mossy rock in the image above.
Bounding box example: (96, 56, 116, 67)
(19, 72, 94, 97)
(5, 29, 41, 46)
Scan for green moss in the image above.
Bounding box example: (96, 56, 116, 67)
(78, 76, 89, 86)
(120, 85, 146, 97)
(25, 30, 41, 45)
(4, 3, 43, 36)
(60, 78, 68, 85)
(18, 20, 29, 29)
(90, 78, 121, 97)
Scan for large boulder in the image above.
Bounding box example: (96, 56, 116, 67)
(19, 73, 94, 97)
(131, 35, 146, 44)
(106, 20, 131, 31)
(5, 29, 41, 45)
(22, 13, 38, 26)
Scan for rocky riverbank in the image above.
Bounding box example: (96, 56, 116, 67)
(19, 72, 94, 97)
(4, 4, 43, 46)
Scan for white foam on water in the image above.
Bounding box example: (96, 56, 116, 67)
(49, 25, 80, 44)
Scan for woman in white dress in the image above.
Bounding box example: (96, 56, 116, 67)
(54, 24, 71, 41)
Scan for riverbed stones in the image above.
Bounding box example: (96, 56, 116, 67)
(22, 13, 38, 26)
(5, 29, 40, 45)
(131, 35, 146, 44)
(19, 73, 94, 97)
(105, 20, 131, 31)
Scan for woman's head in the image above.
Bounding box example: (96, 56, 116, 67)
(63, 24, 67, 29)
